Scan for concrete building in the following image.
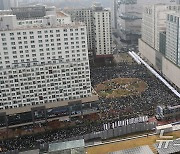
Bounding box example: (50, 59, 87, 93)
(64, 3, 112, 59)
(139, 4, 180, 89)
(116, 0, 178, 43)
(0, 6, 92, 110)
(142, 4, 179, 51)
(65, 8, 95, 58)
(166, 13, 180, 66)
(117, 0, 142, 43)
(92, 3, 112, 58)
(0, 0, 18, 10)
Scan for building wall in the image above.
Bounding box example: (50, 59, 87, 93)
(0, 11, 92, 111)
(64, 6, 112, 57)
(166, 13, 180, 67)
(117, 0, 178, 42)
(139, 38, 156, 65)
(64, 8, 94, 55)
(142, 5, 180, 51)
(94, 10, 112, 56)
(141, 5, 155, 48)
(0, 61, 91, 110)
(139, 39, 180, 89)
(0, 23, 88, 68)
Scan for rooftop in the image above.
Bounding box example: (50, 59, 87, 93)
(109, 145, 153, 154)
(48, 139, 85, 152)
(0, 22, 86, 32)
(56, 11, 68, 17)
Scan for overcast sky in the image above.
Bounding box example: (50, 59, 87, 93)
(19, 0, 113, 9)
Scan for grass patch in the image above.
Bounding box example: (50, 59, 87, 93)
(95, 78, 148, 98)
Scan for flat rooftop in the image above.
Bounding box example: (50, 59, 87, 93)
(109, 145, 153, 154)
(57, 11, 68, 17)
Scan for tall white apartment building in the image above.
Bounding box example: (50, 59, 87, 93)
(92, 3, 112, 57)
(65, 8, 95, 57)
(0, 6, 92, 110)
(142, 4, 180, 51)
(64, 3, 112, 58)
(166, 13, 180, 66)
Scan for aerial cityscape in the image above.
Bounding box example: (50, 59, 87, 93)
(0, 0, 179, 154)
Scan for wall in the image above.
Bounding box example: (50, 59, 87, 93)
(139, 38, 156, 65)
(66, 122, 157, 142)
(139, 39, 180, 89)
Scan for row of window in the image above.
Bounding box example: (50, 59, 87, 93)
(0, 93, 91, 110)
(0, 27, 85, 36)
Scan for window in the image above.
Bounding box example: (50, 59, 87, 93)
(1, 33, 5, 36)
(10, 33, 14, 36)
(2, 38, 6, 41)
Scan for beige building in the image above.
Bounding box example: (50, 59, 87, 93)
(0, 6, 92, 110)
(116, 0, 178, 43)
(139, 4, 180, 89)
(92, 3, 112, 57)
(142, 4, 180, 51)
(64, 3, 112, 58)
(139, 39, 180, 89)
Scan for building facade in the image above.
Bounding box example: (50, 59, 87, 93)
(0, 7, 92, 110)
(92, 3, 112, 58)
(166, 13, 180, 66)
(116, 0, 178, 43)
(64, 3, 112, 58)
(117, 0, 142, 43)
(139, 4, 180, 89)
(65, 8, 95, 57)
(142, 4, 180, 51)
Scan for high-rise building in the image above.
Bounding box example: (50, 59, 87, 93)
(0, 6, 92, 110)
(142, 4, 178, 51)
(116, 0, 178, 43)
(65, 8, 95, 58)
(64, 3, 112, 59)
(92, 3, 112, 58)
(166, 13, 180, 66)
(139, 4, 180, 89)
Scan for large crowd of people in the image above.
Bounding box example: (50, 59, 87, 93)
(0, 60, 179, 153)
(91, 63, 180, 120)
